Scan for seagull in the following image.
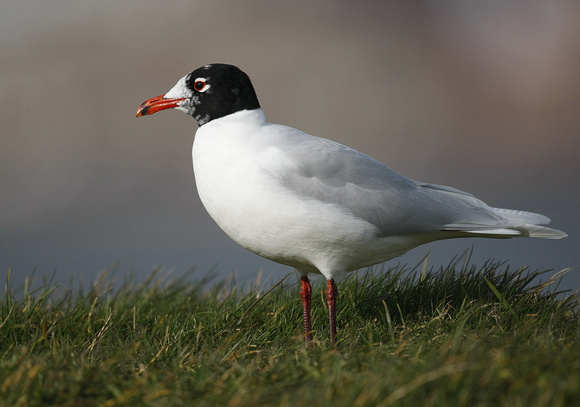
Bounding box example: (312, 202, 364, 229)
(136, 63, 567, 344)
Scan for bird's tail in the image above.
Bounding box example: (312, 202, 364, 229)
(463, 208, 567, 239)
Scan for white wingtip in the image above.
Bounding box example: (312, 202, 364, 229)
(516, 224, 568, 239)
(464, 224, 567, 239)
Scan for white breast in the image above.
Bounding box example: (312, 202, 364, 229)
(191, 109, 409, 277)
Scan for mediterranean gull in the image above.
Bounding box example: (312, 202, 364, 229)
(136, 63, 567, 344)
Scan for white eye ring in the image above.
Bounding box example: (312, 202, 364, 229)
(193, 77, 211, 93)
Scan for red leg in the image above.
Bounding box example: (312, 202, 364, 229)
(325, 279, 338, 344)
(299, 275, 313, 343)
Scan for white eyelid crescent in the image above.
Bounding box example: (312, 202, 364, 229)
(195, 77, 211, 93)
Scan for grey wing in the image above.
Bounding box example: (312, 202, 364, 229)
(269, 128, 556, 237)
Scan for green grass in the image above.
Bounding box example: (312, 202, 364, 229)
(1, 260, 579, 407)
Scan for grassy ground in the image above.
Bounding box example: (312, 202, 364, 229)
(1, 260, 578, 407)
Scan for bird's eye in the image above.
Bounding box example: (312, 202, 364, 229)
(193, 79, 209, 92)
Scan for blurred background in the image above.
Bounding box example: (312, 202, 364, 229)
(2, 0, 579, 292)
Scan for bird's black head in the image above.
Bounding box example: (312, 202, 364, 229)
(136, 64, 261, 126)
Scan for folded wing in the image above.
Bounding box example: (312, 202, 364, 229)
(267, 126, 566, 240)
